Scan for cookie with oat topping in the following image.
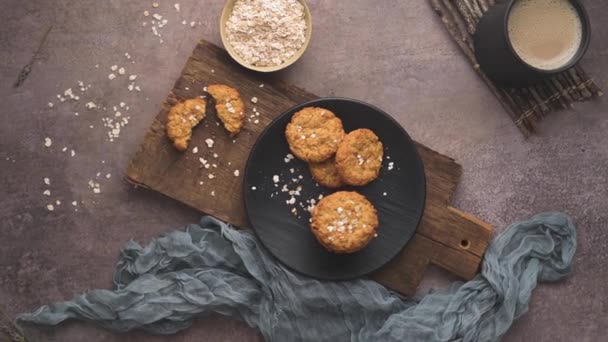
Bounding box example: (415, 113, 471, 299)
(311, 191, 378, 254)
(207, 84, 245, 136)
(308, 157, 344, 189)
(335, 128, 383, 186)
(285, 107, 345, 162)
(166, 97, 207, 151)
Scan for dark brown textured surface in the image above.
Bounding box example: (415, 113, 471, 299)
(126, 40, 492, 295)
(2, 0, 607, 341)
(430, 0, 603, 136)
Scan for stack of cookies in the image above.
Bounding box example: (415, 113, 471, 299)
(285, 107, 383, 254)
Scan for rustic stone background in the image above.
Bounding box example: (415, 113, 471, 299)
(1, 0, 606, 341)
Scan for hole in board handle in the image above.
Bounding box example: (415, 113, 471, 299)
(460, 239, 471, 249)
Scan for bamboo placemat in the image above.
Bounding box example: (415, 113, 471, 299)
(429, 0, 603, 136)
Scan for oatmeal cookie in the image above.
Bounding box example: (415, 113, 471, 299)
(335, 129, 383, 186)
(311, 191, 378, 254)
(166, 97, 207, 151)
(285, 107, 345, 162)
(308, 157, 344, 189)
(207, 84, 245, 136)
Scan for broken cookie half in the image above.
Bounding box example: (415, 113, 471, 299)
(207, 84, 245, 136)
(166, 97, 207, 151)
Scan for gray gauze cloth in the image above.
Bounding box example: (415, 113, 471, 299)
(18, 212, 576, 341)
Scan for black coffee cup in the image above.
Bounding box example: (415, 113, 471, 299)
(474, 0, 591, 87)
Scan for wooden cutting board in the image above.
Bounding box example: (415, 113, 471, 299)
(126, 40, 493, 295)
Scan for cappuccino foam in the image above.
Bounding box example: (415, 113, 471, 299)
(508, 0, 583, 71)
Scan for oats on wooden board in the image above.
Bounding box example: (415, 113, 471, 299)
(226, 0, 307, 67)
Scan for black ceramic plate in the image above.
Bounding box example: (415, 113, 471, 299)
(243, 98, 426, 280)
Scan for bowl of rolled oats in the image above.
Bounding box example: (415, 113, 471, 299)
(220, 0, 312, 72)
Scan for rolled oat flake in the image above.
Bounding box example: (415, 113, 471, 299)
(226, 0, 307, 67)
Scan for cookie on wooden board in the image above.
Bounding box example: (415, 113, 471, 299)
(335, 128, 383, 186)
(166, 97, 207, 151)
(308, 157, 344, 189)
(285, 107, 345, 162)
(311, 191, 379, 254)
(207, 84, 245, 136)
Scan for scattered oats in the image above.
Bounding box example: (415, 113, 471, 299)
(115, 111, 122, 117)
(234, 170, 240, 177)
(128, 75, 137, 81)
(48, 102, 54, 108)
(128, 84, 134, 91)
(251, 186, 257, 190)
(111, 65, 118, 71)
(254, 119, 259, 124)
(106, 173, 111, 179)
(72, 201, 78, 206)
(135, 86, 141, 92)
(190, 21, 196, 27)
(205, 138, 214, 148)
(192, 146, 198, 154)
(212, 163, 217, 168)
(152, 2, 159, 8)
(251, 97, 258, 103)
(108, 73, 116, 80)
(118, 67, 126, 75)
(286, 197, 296, 205)
(43, 190, 51, 196)
(85, 101, 97, 109)
(273, 175, 280, 183)
(357, 154, 364, 165)
(208, 174, 216, 179)
(43, 137, 52, 147)
(174, 3, 180, 11)
(152, 13, 162, 20)
(70, 150, 75, 157)
(144, 10, 149, 16)
(46, 204, 54, 211)
(388, 162, 394, 171)
(93, 188, 101, 194)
